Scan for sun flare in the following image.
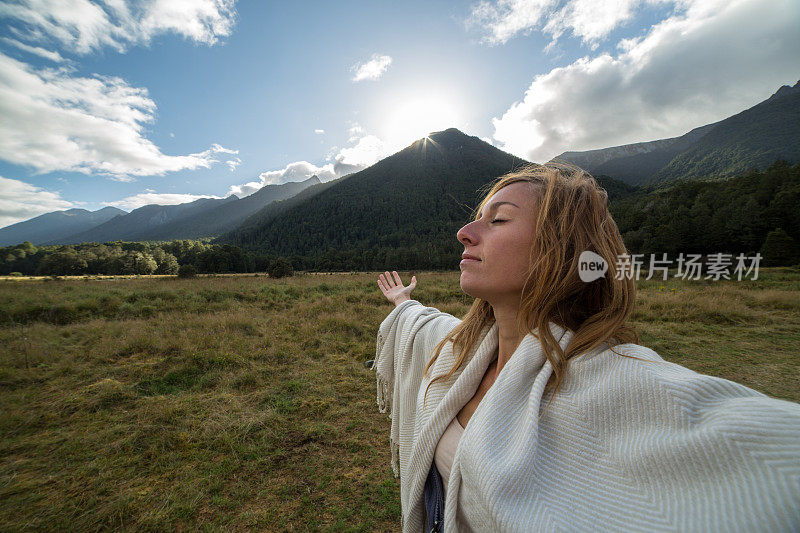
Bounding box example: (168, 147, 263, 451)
(383, 97, 462, 151)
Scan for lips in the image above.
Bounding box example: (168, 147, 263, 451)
(461, 253, 480, 262)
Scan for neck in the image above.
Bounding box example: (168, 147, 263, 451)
(490, 300, 526, 376)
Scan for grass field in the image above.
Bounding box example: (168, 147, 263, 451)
(1, 269, 799, 531)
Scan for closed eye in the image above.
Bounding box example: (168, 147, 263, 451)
(491, 219, 507, 224)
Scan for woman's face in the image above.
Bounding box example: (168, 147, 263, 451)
(456, 182, 539, 305)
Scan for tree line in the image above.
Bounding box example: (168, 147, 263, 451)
(614, 160, 800, 266)
(2, 161, 798, 276)
(0, 240, 286, 277)
(231, 160, 800, 271)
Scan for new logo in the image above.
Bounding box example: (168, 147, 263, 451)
(578, 251, 607, 282)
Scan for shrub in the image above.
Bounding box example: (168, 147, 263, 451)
(760, 228, 800, 267)
(9, 272, 22, 277)
(267, 257, 294, 279)
(155, 253, 180, 275)
(177, 264, 197, 279)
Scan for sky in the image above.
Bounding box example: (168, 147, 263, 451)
(0, 0, 798, 228)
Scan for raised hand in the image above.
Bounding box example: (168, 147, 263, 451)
(377, 271, 417, 306)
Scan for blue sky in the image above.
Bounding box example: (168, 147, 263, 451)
(0, 0, 798, 227)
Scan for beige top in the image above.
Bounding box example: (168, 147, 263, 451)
(433, 415, 464, 498)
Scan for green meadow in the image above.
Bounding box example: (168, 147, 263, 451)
(1, 269, 798, 531)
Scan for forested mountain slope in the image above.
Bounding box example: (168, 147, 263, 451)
(552, 81, 800, 188)
(221, 128, 530, 270)
(650, 85, 800, 185)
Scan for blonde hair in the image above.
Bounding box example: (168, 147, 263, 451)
(423, 162, 642, 408)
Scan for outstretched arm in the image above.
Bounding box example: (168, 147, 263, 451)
(374, 270, 459, 482)
(377, 270, 417, 306)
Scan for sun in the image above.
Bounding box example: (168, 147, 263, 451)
(383, 97, 462, 151)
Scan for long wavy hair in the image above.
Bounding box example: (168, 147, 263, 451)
(422, 162, 643, 409)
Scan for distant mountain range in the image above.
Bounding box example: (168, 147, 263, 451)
(39, 176, 321, 245)
(47, 196, 237, 245)
(132, 175, 322, 241)
(3, 81, 796, 250)
(0, 206, 126, 246)
(552, 80, 800, 187)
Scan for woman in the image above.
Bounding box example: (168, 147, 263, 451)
(374, 163, 800, 532)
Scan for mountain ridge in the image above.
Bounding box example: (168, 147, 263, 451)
(221, 128, 531, 269)
(0, 206, 127, 246)
(124, 175, 322, 242)
(46, 176, 321, 245)
(221, 127, 640, 270)
(551, 81, 800, 187)
(48, 196, 239, 244)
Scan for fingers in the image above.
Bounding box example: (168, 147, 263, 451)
(377, 271, 413, 295)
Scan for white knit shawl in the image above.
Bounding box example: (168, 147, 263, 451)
(374, 300, 800, 532)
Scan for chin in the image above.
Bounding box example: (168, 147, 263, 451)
(459, 274, 483, 300)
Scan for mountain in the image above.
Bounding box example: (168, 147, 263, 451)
(768, 81, 800, 101)
(552, 80, 800, 187)
(49, 196, 238, 244)
(220, 128, 531, 270)
(587, 124, 717, 186)
(0, 206, 126, 246)
(651, 82, 800, 185)
(223, 128, 638, 271)
(233, 176, 343, 234)
(555, 136, 687, 173)
(125, 175, 322, 241)
(50, 176, 320, 244)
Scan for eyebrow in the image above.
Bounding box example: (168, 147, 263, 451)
(479, 201, 520, 219)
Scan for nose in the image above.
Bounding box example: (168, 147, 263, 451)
(457, 220, 478, 246)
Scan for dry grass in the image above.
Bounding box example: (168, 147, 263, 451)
(0, 269, 798, 531)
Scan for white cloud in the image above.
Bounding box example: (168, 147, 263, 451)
(469, 0, 556, 45)
(543, 0, 642, 45)
(207, 143, 241, 170)
(469, 0, 671, 46)
(347, 123, 364, 142)
(138, 0, 236, 48)
(333, 134, 386, 173)
(0, 52, 237, 178)
(225, 157, 242, 171)
(209, 143, 237, 155)
(0, 175, 76, 228)
(226, 130, 391, 196)
(227, 161, 335, 197)
(104, 191, 225, 211)
(491, 0, 800, 162)
(0, 0, 237, 55)
(1, 37, 65, 62)
(314, 129, 325, 134)
(351, 54, 393, 82)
